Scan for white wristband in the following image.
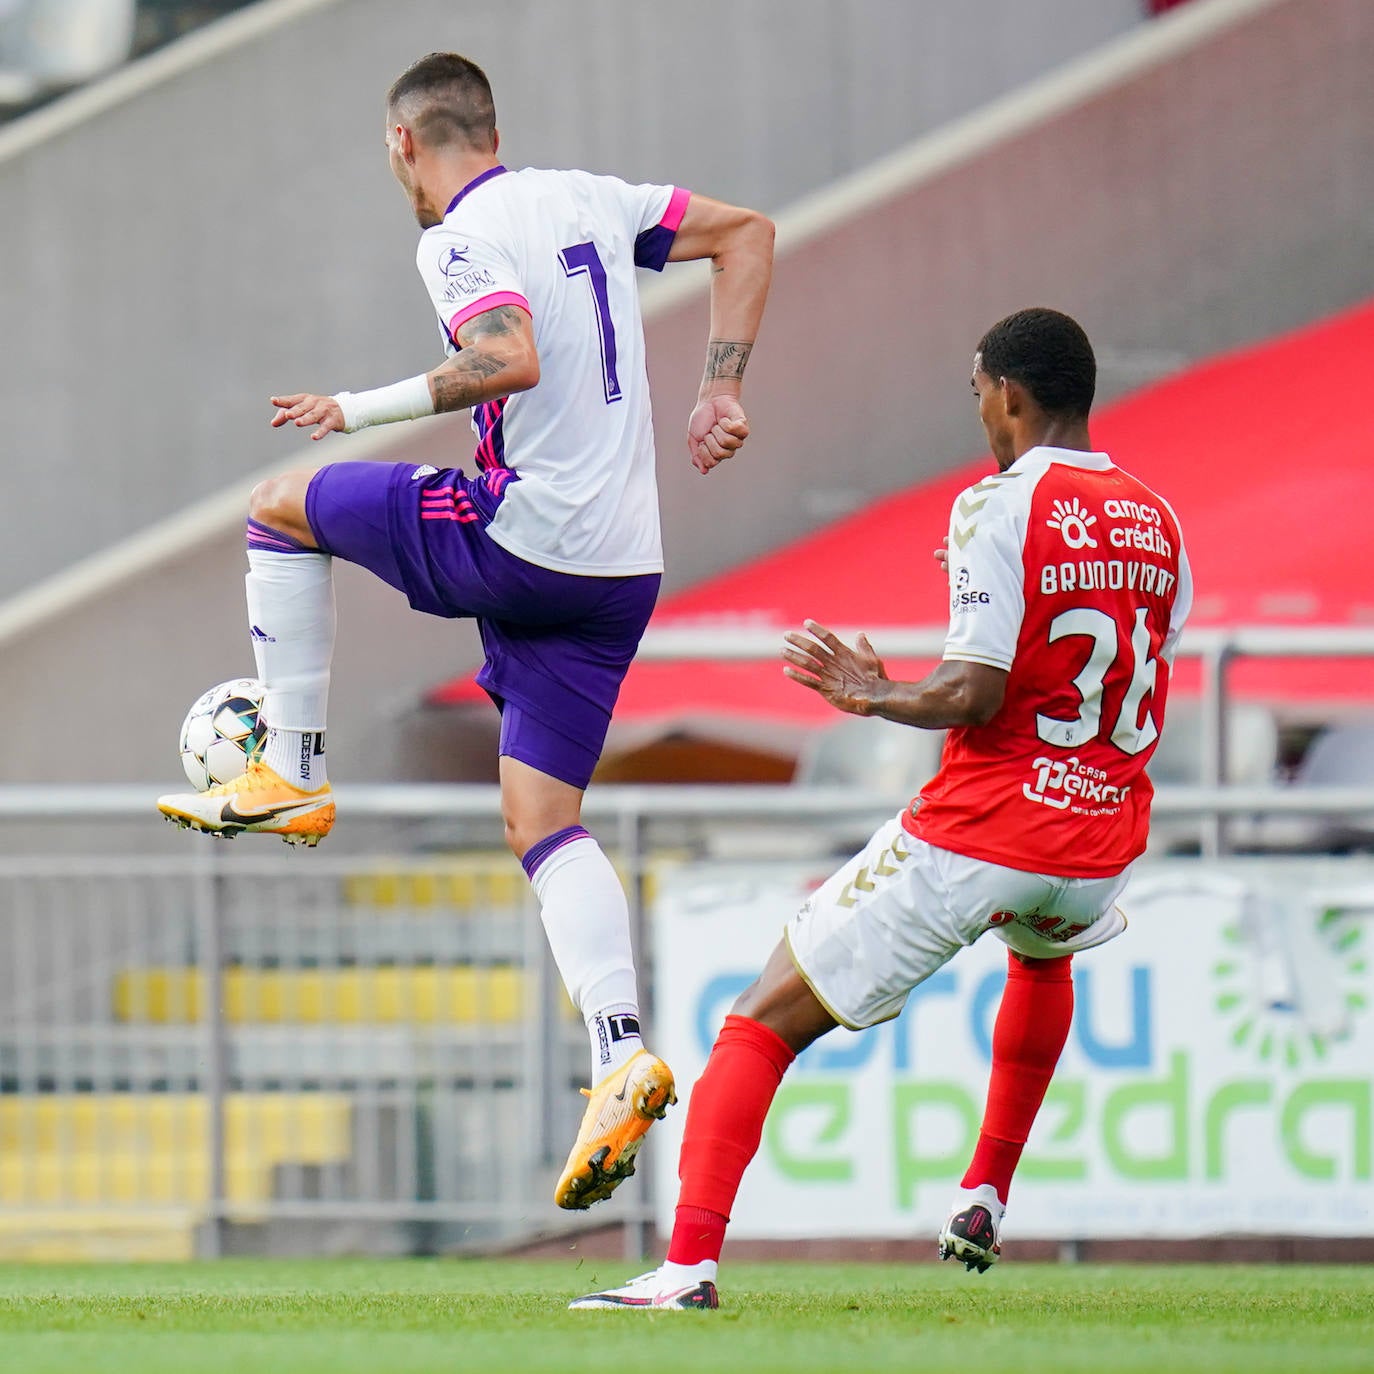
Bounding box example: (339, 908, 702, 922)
(333, 374, 435, 433)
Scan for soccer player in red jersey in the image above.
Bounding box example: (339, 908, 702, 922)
(571, 307, 1193, 1309)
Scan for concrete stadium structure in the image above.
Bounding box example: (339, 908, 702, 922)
(0, 0, 1368, 792)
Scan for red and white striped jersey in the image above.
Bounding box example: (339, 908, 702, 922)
(907, 446, 1192, 878)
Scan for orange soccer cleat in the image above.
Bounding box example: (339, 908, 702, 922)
(156, 759, 334, 846)
(554, 1050, 677, 1210)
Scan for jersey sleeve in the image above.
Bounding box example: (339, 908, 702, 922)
(942, 482, 1028, 672)
(622, 181, 691, 271)
(1162, 539, 1194, 663)
(416, 226, 531, 347)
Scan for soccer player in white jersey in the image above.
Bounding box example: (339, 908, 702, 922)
(572, 308, 1192, 1310)
(157, 52, 774, 1211)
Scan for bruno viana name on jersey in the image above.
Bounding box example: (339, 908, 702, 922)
(1039, 557, 1178, 598)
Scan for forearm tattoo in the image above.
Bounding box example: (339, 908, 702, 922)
(432, 306, 529, 413)
(432, 351, 508, 412)
(705, 339, 753, 382)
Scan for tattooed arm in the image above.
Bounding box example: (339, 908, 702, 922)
(666, 194, 775, 473)
(268, 303, 538, 439)
(430, 303, 539, 413)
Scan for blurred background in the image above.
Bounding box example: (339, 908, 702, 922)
(0, 0, 1370, 1263)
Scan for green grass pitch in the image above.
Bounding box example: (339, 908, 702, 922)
(1, 1259, 1371, 1374)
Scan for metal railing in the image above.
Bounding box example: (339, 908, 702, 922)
(634, 622, 1374, 856)
(2, 621, 1372, 1259)
(0, 842, 592, 1260)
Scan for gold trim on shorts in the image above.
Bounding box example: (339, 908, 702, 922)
(784, 926, 867, 1032)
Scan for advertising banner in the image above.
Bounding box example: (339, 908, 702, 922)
(652, 856, 1374, 1239)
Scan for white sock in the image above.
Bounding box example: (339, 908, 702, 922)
(588, 1001, 645, 1078)
(246, 550, 335, 787)
(659, 1258, 718, 1287)
(526, 831, 644, 1084)
(950, 1182, 1006, 1218)
(262, 728, 328, 790)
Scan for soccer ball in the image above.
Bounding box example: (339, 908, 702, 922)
(179, 678, 267, 789)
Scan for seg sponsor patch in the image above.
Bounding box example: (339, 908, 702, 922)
(950, 566, 991, 614)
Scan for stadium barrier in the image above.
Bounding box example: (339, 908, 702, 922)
(632, 622, 1374, 856)
(0, 769, 1371, 1261)
(1, 617, 1370, 1260)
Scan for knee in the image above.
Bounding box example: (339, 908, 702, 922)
(502, 812, 533, 861)
(501, 801, 554, 862)
(730, 977, 766, 1020)
(249, 472, 309, 531)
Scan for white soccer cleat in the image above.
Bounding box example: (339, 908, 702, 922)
(569, 1264, 719, 1311)
(938, 1183, 1005, 1273)
(157, 759, 334, 846)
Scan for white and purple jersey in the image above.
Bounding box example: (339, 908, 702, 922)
(416, 165, 690, 576)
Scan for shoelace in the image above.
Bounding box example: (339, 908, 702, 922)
(206, 760, 274, 798)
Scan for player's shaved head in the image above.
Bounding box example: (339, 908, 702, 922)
(977, 308, 1096, 420)
(387, 52, 497, 152)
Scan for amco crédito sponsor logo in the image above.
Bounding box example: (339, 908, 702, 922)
(693, 954, 1372, 1209)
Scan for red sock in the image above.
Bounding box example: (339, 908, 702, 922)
(962, 951, 1074, 1204)
(666, 1014, 795, 1265)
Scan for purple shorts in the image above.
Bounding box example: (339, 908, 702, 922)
(305, 462, 660, 790)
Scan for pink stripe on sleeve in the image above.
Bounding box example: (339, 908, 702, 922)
(660, 186, 691, 232)
(447, 291, 532, 343)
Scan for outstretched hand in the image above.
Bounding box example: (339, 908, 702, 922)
(688, 395, 750, 474)
(270, 393, 345, 442)
(782, 619, 889, 717)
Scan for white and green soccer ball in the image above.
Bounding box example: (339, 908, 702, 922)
(179, 678, 267, 789)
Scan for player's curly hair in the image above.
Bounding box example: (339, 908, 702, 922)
(977, 308, 1096, 419)
(387, 53, 496, 152)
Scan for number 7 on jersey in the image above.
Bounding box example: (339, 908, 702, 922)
(559, 241, 622, 404)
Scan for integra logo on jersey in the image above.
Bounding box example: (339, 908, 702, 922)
(439, 245, 472, 275)
(442, 266, 497, 302)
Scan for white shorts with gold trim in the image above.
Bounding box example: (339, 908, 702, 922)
(784, 814, 1130, 1030)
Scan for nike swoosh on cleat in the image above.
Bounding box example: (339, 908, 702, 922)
(219, 797, 322, 827)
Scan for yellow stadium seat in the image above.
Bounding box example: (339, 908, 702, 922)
(0, 1093, 352, 1206)
(113, 965, 527, 1024)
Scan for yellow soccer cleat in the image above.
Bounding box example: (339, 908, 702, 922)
(555, 1050, 677, 1210)
(156, 759, 334, 846)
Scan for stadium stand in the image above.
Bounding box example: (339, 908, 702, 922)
(0, 1, 251, 114)
(1, 0, 1366, 791)
(425, 294, 1374, 784)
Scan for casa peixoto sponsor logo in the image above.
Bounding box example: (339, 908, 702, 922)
(1023, 755, 1131, 814)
